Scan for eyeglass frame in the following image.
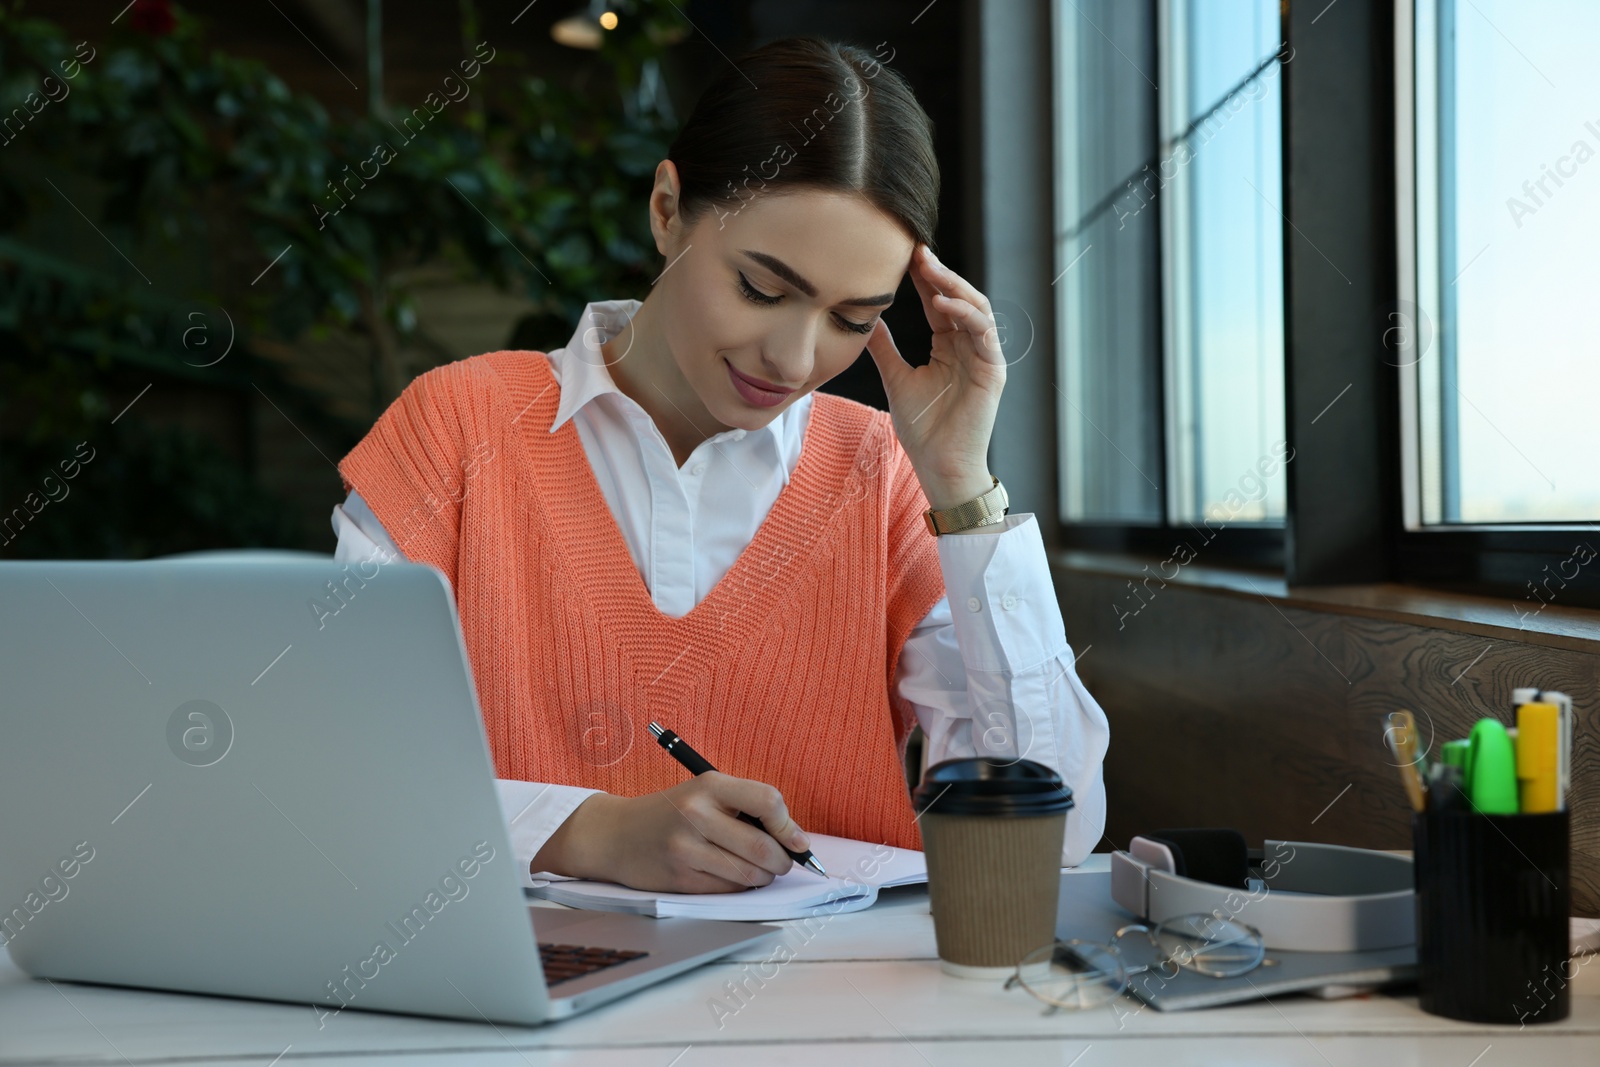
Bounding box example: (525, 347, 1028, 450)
(1003, 912, 1268, 1013)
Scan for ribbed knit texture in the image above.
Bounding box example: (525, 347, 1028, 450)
(337, 351, 948, 849)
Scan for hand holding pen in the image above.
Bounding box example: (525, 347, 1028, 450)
(650, 722, 828, 877)
(528, 742, 823, 893)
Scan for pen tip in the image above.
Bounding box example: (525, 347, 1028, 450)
(647, 721, 665, 739)
(804, 856, 828, 878)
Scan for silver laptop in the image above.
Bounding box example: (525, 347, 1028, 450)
(0, 554, 776, 1026)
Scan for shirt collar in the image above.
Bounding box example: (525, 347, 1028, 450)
(545, 299, 794, 458)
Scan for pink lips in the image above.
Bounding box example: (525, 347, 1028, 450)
(726, 360, 795, 408)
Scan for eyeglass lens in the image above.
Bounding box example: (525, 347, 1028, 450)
(1007, 914, 1266, 1011)
(1010, 940, 1127, 1010)
(1152, 914, 1264, 978)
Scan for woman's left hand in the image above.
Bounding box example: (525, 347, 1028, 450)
(864, 243, 1006, 510)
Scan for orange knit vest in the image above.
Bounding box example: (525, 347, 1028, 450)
(337, 351, 947, 849)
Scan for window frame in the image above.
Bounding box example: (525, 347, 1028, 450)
(1050, 0, 1600, 609)
(1394, 0, 1600, 608)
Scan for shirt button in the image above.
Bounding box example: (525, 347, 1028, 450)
(1002, 595, 1018, 611)
(690, 463, 706, 476)
(966, 596, 982, 613)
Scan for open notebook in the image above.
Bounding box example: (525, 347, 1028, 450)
(526, 834, 927, 920)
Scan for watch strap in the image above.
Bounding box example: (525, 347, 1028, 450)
(923, 476, 1009, 535)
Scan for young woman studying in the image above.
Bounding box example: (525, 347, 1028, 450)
(330, 37, 1109, 894)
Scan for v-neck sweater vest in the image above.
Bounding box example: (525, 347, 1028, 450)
(338, 351, 948, 849)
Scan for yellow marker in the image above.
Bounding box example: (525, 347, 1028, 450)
(1516, 702, 1560, 813)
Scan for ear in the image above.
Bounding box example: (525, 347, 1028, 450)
(649, 159, 686, 257)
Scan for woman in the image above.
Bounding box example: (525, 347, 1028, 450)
(332, 37, 1108, 893)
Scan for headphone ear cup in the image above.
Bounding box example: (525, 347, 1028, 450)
(1149, 828, 1249, 890)
(1140, 835, 1188, 879)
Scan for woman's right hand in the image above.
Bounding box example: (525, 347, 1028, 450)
(529, 772, 812, 893)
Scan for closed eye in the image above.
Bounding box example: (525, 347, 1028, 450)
(736, 271, 782, 305)
(736, 271, 880, 335)
(833, 315, 878, 335)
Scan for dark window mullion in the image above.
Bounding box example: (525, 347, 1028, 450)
(1281, 0, 1399, 585)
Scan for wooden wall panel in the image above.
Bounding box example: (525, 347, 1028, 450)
(1054, 565, 1600, 916)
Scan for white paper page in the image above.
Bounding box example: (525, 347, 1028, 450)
(531, 870, 876, 920)
(804, 833, 926, 888)
(656, 871, 878, 919)
(526, 834, 925, 920)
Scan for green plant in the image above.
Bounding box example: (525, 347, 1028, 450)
(0, 0, 682, 557)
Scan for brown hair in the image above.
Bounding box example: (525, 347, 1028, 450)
(666, 36, 939, 250)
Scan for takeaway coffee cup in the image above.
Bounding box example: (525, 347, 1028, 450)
(911, 757, 1073, 978)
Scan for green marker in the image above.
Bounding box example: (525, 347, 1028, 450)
(1440, 738, 1471, 770)
(1465, 718, 1518, 814)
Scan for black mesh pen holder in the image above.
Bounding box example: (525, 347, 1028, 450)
(1413, 808, 1570, 1024)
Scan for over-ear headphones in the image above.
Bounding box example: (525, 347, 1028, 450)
(1132, 828, 1252, 890)
(1110, 828, 1416, 952)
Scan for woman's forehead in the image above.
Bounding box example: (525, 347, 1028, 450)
(702, 190, 915, 286)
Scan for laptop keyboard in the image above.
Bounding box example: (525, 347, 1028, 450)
(538, 942, 649, 986)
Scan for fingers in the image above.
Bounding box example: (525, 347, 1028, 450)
(863, 318, 910, 391)
(667, 834, 776, 893)
(587, 788, 801, 894)
(704, 772, 810, 854)
(909, 244, 955, 333)
(912, 245, 1003, 366)
(930, 292, 1005, 366)
(919, 245, 992, 317)
(662, 780, 791, 880)
(703, 815, 792, 880)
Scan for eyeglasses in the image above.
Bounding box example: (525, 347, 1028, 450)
(1003, 913, 1267, 1012)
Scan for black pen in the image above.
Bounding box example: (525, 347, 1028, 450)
(648, 721, 828, 877)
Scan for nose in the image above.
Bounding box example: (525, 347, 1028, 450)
(761, 314, 818, 388)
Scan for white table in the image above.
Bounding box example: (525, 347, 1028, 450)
(4, 880, 1597, 1066)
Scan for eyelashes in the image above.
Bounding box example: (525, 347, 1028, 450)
(834, 316, 877, 335)
(736, 271, 782, 306)
(736, 272, 878, 335)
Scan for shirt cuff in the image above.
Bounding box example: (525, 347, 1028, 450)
(493, 778, 602, 887)
(934, 512, 1068, 673)
(330, 503, 400, 569)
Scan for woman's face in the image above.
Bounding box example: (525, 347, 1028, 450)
(650, 177, 916, 430)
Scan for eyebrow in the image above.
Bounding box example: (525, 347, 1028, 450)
(739, 250, 897, 307)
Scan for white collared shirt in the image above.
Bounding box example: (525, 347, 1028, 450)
(331, 299, 1109, 873)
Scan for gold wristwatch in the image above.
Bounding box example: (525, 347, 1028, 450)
(923, 476, 1009, 535)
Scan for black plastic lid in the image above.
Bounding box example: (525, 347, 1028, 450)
(911, 757, 1074, 817)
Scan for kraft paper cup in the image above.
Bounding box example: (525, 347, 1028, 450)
(912, 757, 1073, 979)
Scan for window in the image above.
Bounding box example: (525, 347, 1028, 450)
(1055, 0, 1287, 547)
(1049, 0, 1598, 606)
(1054, 1, 1163, 526)
(1406, 0, 1600, 526)
(1159, 0, 1286, 526)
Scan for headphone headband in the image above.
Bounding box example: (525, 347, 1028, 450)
(1110, 838, 1415, 952)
